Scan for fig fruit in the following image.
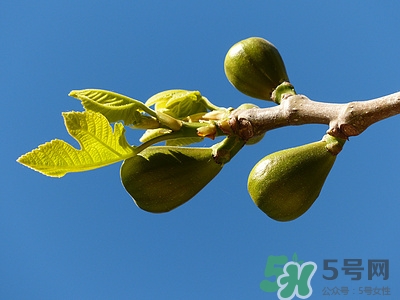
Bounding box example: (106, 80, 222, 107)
(120, 146, 222, 213)
(247, 136, 344, 221)
(224, 37, 289, 101)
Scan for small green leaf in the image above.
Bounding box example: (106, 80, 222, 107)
(17, 111, 135, 177)
(140, 128, 203, 147)
(69, 89, 157, 126)
(139, 128, 173, 143)
(145, 89, 209, 119)
(165, 137, 204, 146)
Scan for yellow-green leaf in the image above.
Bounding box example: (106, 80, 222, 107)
(17, 111, 135, 177)
(69, 89, 157, 126)
(145, 90, 209, 120)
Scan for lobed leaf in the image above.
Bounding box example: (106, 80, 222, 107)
(17, 111, 135, 177)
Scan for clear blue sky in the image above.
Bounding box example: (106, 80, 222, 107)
(2, 1, 399, 299)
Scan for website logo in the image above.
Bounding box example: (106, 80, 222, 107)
(260, 253, 317, 300)
(260, 254, 391, 299)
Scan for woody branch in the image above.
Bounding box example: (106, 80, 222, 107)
(228, 91, 400, 141)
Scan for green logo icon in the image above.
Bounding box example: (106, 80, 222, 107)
(261, 253, 317, 300)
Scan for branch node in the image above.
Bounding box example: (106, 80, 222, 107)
(237, 118, 254, 141)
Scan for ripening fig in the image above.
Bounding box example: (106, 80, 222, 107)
(120, 146, 222, 213)
(224, 37, 289, 101)
(247, 135, 345, 221)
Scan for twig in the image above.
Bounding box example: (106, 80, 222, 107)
(228, 91, 400, 140)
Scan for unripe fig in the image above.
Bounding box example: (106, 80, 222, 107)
(248, 136, 344, 221)
(120, 146, 222, 213)
(224, 37, 289, 101)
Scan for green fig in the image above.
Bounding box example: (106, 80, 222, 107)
(224, 37, 289, 101)
(120, 146, 222, 213)
(247, 135, 344, 221)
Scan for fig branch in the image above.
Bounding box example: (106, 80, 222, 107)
(16, 36, 400, 221)
(228, 89, 400, 141)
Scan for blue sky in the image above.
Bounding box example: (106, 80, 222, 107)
(2, 1, 399, 299)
